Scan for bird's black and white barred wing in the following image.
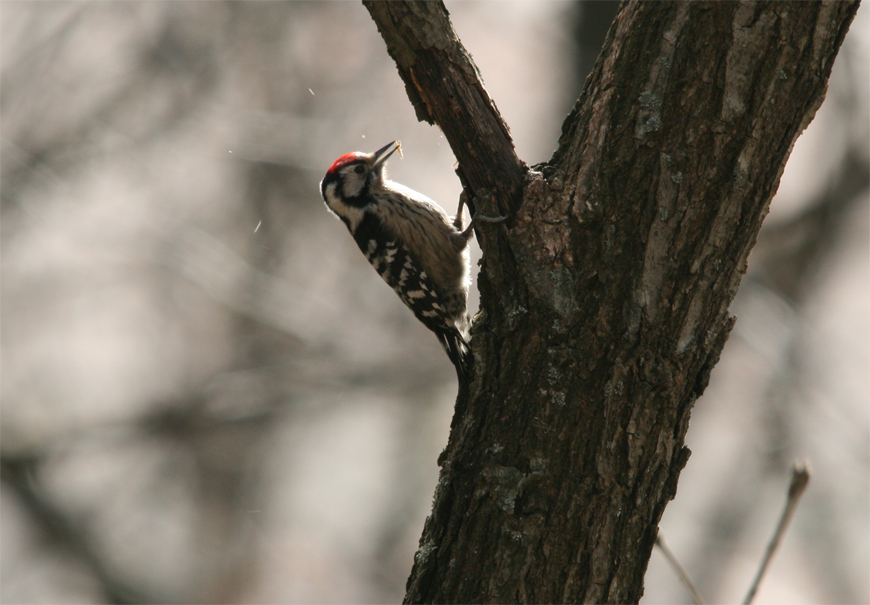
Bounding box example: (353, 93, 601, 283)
(351, 211, 470, 379)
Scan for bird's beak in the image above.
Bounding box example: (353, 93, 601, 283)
(373, 141, 401, 167)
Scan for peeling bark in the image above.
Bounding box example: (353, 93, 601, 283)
(365, 1, 859, 603)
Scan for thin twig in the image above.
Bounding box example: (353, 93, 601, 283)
(655, 533, 705, 604)
(743, 460, 812, 604)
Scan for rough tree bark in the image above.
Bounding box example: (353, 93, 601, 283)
(364, 1, 858, 603)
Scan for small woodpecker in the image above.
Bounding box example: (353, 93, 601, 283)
(320, 141, 501, 381)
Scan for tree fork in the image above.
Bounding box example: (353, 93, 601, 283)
(365, 1, 859, 603)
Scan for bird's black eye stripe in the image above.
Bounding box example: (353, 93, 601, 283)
(353, 165, 366, 174)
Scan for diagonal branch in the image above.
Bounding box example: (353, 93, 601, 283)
(363, 1, 526, 214)
(743, 461, 812, 605)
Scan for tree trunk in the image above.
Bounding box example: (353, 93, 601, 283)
(364, 1, 859, 602)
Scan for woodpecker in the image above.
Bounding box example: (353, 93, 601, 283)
(320, 141, 487, 381)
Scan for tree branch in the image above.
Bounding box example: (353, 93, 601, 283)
(363, 1, 526, 214)
(364, 1, 859, 603)
(743, 461, 812, 605)
(655, 534, 705, 605)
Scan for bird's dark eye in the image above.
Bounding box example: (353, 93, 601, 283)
(354, 165, 366, 174)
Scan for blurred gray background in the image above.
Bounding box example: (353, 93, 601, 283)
(1, 2, 867, 603)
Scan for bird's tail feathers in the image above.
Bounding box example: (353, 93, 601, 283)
(436, 327, 472, 383)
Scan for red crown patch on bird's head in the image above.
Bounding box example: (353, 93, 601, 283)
(327, 152, 362, 174)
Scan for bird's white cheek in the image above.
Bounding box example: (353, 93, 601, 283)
(325, 189, 365, 231)
(341, 174, 365, 199)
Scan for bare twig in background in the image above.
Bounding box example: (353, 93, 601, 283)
(655, 534, 706, 605)
(743, 461, 812, 604)
(0, 455, 154, 605)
